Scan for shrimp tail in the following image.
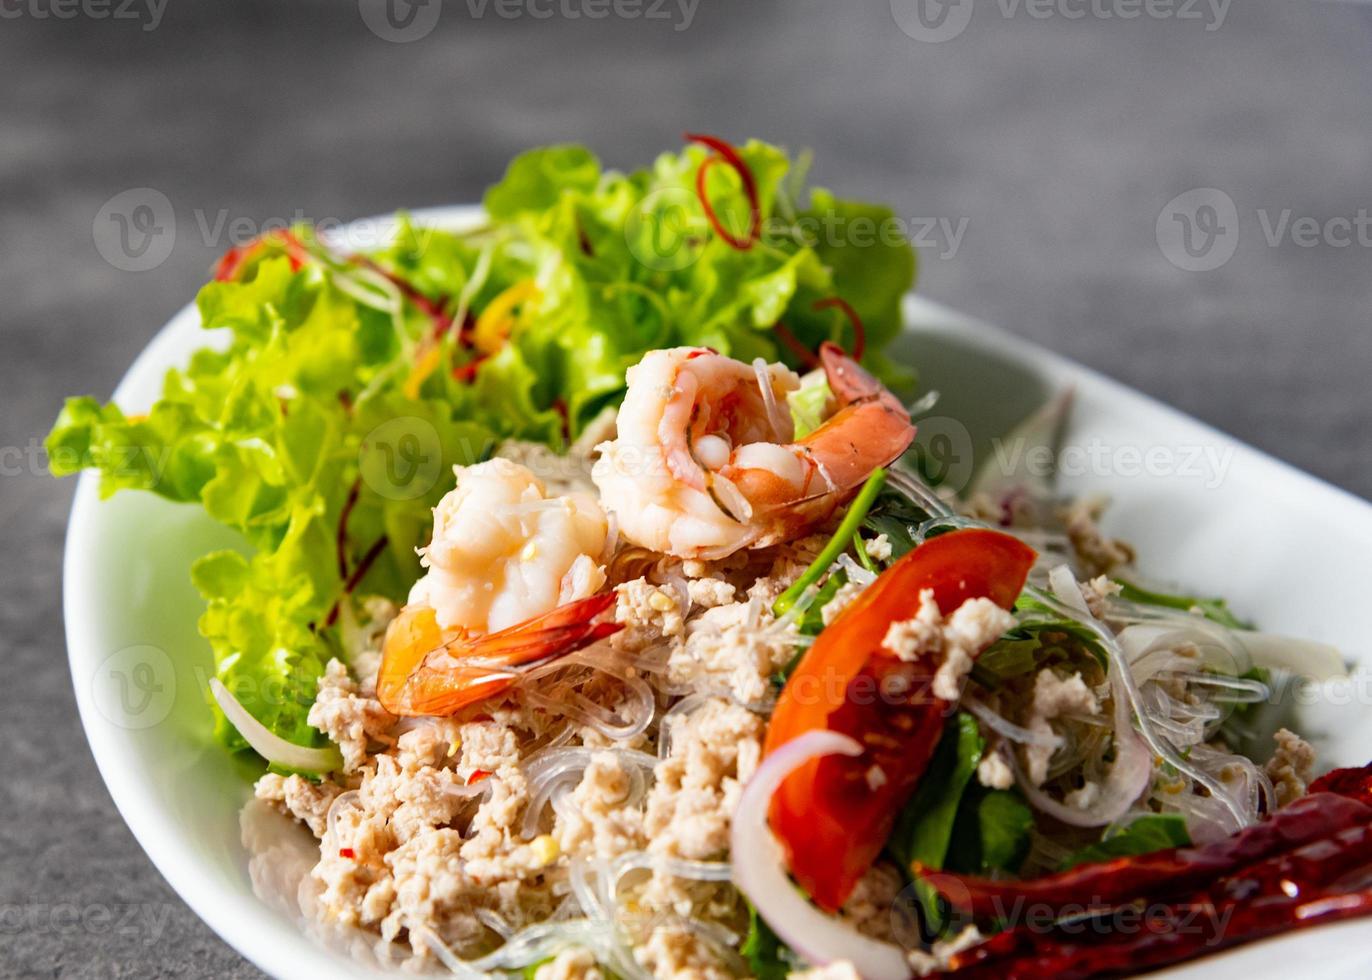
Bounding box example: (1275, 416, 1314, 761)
(377, 593, 621, 717)
(794, 342, 915, 495)
(818, 341, 908, 417)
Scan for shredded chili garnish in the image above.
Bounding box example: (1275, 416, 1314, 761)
(213, 230, 311, 282)
(685, 132, 761, 250)
(324, 535, 389, 628)
(336, 478, 362, 581)
(771, 322, 821, 369)
(349, 254, 454, 338)
(553, 398, 571, 446)
(813, 296, 866, 362)
(467, 770, 492, 785)
(452, 353, 492, 384)
(339, 848, 356, 859)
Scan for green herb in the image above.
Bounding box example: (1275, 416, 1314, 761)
(773, 468, 887, 616)
(741, 902, 794, 980)
(1059, 813, 1191, 870)
(888, 713, 985, 936)
(946, 787, 1036, 876)
(861, 489, 930, 561)
(852, 530, 879, 573)
(1116, 580, 1251, 631)
(975, 619, 1108, 686)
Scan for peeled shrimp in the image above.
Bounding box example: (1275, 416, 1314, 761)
(378, 459, 616, 717)
(591, 343, 915, 559)
(407, 458, 608, 634)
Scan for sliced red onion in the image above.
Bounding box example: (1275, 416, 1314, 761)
(730, 730, 911, 980)
(1011, 670, 1152, 827)
(210, 678, 342, 774)
(1048, 563, 1092, 618)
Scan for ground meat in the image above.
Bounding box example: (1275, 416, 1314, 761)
(379, 827, 475, 948)
(821, 579, 864, 626)
(459, 719, 522, 775)
(254, 772, 342, 838)
(1061, 497, 1135, 577)
(839, 862, 902, 942)
(634, 922, 733, 980)
(1022, 669, 1101, 786)
(613, 578, 686, 653)
(744, 533, 831, 605)
(976, 745, 1015, 790)
(672, 599, 797, 705)
(535, 946, 605, 980)
(686, 576, 736, 610)
(554, 751, 646, 859)
(864, 533, 893, 562)
(1080, 574, 1122, 618)
(394, 718, 464, 772)
(644, 699, 762, 862)
(1264, 727, 1317, 807)
(308, 659, 396, 774)
(460, 766, 547, 882)
(881, 590, 1016, 700)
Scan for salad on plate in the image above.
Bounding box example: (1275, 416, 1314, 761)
(48, 137, 1372, 979)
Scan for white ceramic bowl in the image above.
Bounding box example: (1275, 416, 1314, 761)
(64, 207, 1372, 978)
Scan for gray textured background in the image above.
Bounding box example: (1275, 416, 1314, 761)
(3, 0, 1370, 976)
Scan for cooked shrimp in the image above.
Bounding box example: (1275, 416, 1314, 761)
(592, 342, 915, 559)
(407, 458, 608, 634)
(377, 458, 617, 717)
(376, 594, 620, 716)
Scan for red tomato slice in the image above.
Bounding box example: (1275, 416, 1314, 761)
(764, 528, 1037, 912)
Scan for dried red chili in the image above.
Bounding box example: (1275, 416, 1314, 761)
(943, 822, 1372, 979)
(1309, 763, 1372, 805)
(917, 792, 1372, 919)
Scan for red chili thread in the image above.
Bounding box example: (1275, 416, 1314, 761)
(685, 133, 761, 250)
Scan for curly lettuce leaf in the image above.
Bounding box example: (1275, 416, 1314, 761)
(48, 138, 921, 757)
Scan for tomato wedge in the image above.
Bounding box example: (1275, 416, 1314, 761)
(763, 528, 1037, 912)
